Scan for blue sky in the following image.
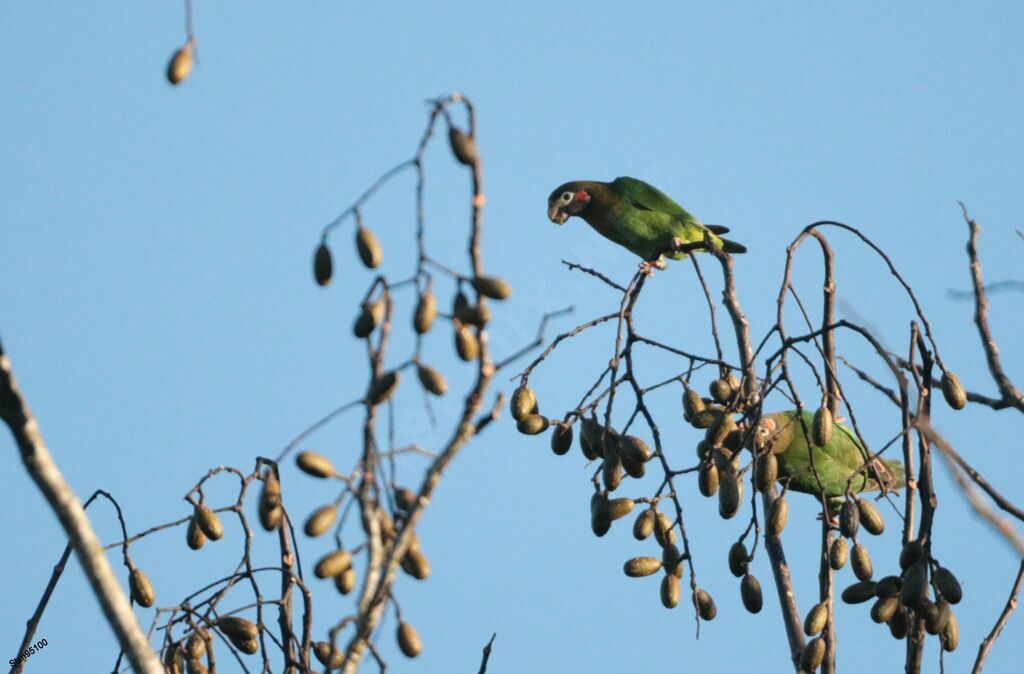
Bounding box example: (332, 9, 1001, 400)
(3, 2, 1024, 672)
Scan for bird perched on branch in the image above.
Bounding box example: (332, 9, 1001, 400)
(547, 176, 746, 274)
(753, 410, 905, 511)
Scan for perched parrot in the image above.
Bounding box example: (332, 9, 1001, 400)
(753, 410, 905, 508)
(547, 176, 746, 274)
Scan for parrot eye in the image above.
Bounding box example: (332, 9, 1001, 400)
(559, 191, 574, 204)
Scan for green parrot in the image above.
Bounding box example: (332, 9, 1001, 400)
(546, 176, 746, 273)
(753, 410, 905, 508)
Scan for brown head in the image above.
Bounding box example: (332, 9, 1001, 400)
(547, 181, 596, 225)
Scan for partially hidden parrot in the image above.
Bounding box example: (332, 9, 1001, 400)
(753, 410, 905, 509)
(547, 176, 746, 274)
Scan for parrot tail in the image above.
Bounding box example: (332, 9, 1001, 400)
(721, 238, 747, 254)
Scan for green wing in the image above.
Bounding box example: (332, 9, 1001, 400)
(610, 177, 700, 223)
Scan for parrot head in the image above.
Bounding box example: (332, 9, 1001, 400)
(547, 182, 592, 225)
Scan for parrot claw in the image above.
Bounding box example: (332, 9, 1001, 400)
(639, 258, 667, 276)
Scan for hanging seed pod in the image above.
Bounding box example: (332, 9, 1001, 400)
(804, 603, 828, 636)
(355, 225, 382, 269)
(941, 371, 967, 410)
(839, 499, 860, 538)
(258, 470, 282, 531)
(871, 595, 900, 623)
(590, 493, 611, 537)
(728, 542, 749, 578)
(813, 406, 834, 446)
(395, 487, 418, 512)
(841, 580, 877, 604)
(453, 321, 479, 361)
(662, 543, 683, 577)
(706, 413, 737, 447)
(166, 41, 193, 85)
(401, 548, 431, 580)
(164, 643, 186, 674)
(933, 566, 962, 604)
(661, 574, 681, 609)
(800, 637, 826, 672)
(296, 451, 335, 478)
(416, 363, 448, 396)
(368, 370, 399, 405)
(693, 589, 717, 621)
(516, 414, 549, 435)
(633, 509, 655, 541)
(900, 540, 924, 570)
(599, 428, 620, 460)
(313, 641, 345, 668)
(698, 462, 720, 497)
(619, 435, 653, 464)
(186, 660, 209, 674)
(654, 512, 676, 547)
(313, 242, 333, 287)
(352, 300, 384, 338)
(129, 568, 156, 608)
(925, 599, 951, 635)
(550, 422, 573, 456)
(219, 616, 258, 642)
(888, 609, 909, 640)
(857, 499, 885, 535)
(754, 452, 778, 492)
(510, 386, 536, 421)
(579, 417, 603, 461)
(607, 497, 635, 521)
(193, 505, 224, 541)
(941, 610, 959, 652)
(851, 543, 874, 581)
(718, 473, 743, 519)
(621, 453, 646, 479)
(682, 388, 705, 421)
(184, 631, 207, 661)
(334, 566, 357, 595)
(695, 440, 713, 461)
(413, 290, 437, 334)
(458, 302, 491, 327)
(233, 638, 258, 655)
(709, 378, 732, 404)
(624, 556, 663, 578)
(741, 574, 763, 613)
(186, 516, 206, 550)
(397, 621, 423, 658)
(304, 504, 338, 537)
(602, 453, 623, 491)
(314, 550, 352, 579)
(829, 537, 848, 570)
(448, 126, 478, 166)
(767, 496, 788, 536)
(689, 409, 717, 429)
(472, 275, 512, 300)
(712, 447, 737, 473)
(875, 575, 902, 598)
(900, 562, 928, 609)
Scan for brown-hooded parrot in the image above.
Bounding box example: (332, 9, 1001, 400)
(753, 410, 905, 509)
(546, 176, 746, 274)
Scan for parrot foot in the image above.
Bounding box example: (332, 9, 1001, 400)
(639, 258, 667, 276)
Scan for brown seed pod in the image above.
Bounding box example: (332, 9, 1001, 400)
(712, 447, 737, 473)
(193, 505, 224, 541)
(621, 452, 646, 479)
(313, 242, 333, 287)
(941, 610, 959, 652)
(851, 543, 874, 581)
(313, 641, 345, 668)
(516, 414, 549, 435)
(741, 574, 763, 614)
(459, 302, 491, 326)
(184, 631, 207, 661)
(871, 596, 900, 623)
(812, 406, 833, 447)
(695, 440, 713, 461)
(698, 462, 720, 497)
(900, 562, 928, 609)
(304, 504, 338, 537)
(682, 388, 705, 421)
(166, 41, 193, 85)
(355, 225, 382, 269)
(933, 566, 962, 604)
(396, 621, 423, 658)
(296, 450, 335, 478)
(718, 473, 743, 520)
(839, 499, 860, 539)
(924, 598, 951, 635)
(800, 637, 826, 672)
(129, 568, 155, 608)
(804, 602, 828, 636)
(186, 516, 206, 550)
(899, 540, 924, 570)
(875, 575, 902, 598)
(218, 616, 258, 642)
(829, 537, 848, 570)
(395, 487, 418, 512)
(754, 452, 778, 492)
(259, 500, 282, 531)
(259, 469, 281, 508)
(841, 580, 877, 604)
(235, 638, 259, 655)
(689, 409, 718, 429)
(579, 417, 603, 460)
(472, 275, 512, 300)
(619, 435, 653, 463)
(767, 496, 788, 536)
(448, 126, 478, 166)
(654, 512, 676, 547)
(550, 422, 573, 456)
(607, 497, 635, 521)
(590, 493, 611, 537)
(705, 413, 737, 447)
(410, 288, 436, 333)
(453, 321, 479, 361)
(416, 363, 448, 396)
(857, 498, 885, 535)
(693, 589, 717, 621)
(368, 370, 399, 405)
(353, 300, 384, 338)
(888, 609, 909, 640)
(602, 453, 623, 491)
(728, 542, 748, 578)
(315, 550, 353, 579)
(624, 556, 663, 578)
(633, 509, 656, 541)
(662, 543, 683, 576)
(334, 566, 357, 595)
(401, 548, 431, 580)
(661, 574, 681, 609)
(709, 378, 732, 404)
(164, 643, 185, 674)
(186, 659, 209, 674)
(941, 371, 967, 410)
